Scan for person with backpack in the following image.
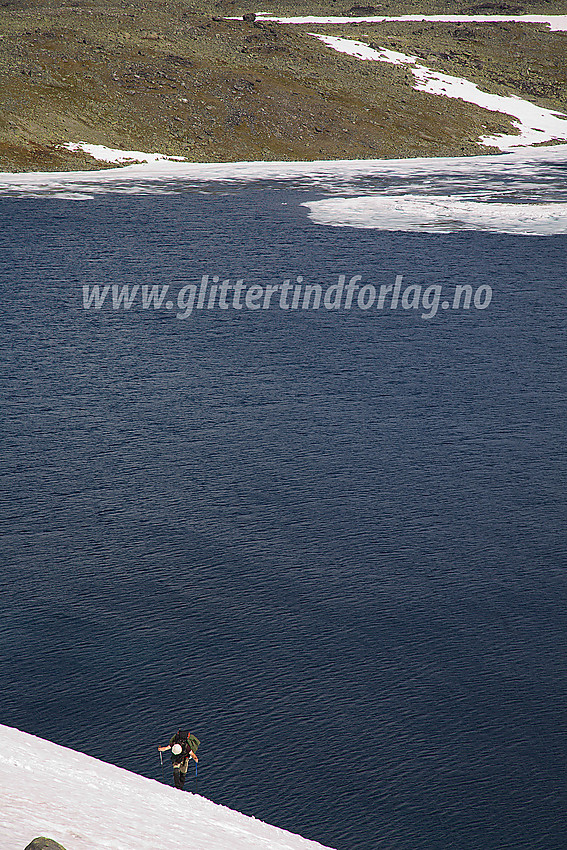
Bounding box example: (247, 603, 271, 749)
(158, 729, 200, 789)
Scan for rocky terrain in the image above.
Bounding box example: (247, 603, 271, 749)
(0, 0, 566, 170)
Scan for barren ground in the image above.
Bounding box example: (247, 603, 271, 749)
(0, 0, 566, 170)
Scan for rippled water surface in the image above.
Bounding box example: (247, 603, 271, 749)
(1, 173, 566, 849)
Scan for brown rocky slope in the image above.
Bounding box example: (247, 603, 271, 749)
(0, 0, 566, 171)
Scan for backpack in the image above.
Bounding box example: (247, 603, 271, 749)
(173, 729, 200, 754)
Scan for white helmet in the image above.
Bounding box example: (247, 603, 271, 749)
(171, 743, 183, 755)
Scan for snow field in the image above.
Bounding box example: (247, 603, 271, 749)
(250, 14, 567, 31)
(0, 725, 335, 850)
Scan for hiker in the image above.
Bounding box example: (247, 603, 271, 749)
(158, 729, 200, 789)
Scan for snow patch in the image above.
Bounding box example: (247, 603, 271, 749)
(311, 34, 567, 150)
(252, 14, 567, 31)
(63, 142, 186, 164)
(310, 35, 416, 64)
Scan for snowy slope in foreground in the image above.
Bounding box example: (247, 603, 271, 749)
(0, 725, 335, 850)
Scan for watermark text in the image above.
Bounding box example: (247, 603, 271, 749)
(82, 274, 492, 320)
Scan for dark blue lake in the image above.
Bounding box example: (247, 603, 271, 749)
(1, 176, 566, 849)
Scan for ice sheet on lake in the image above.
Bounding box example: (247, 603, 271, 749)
(303, 194, 567, 235)
(1, 147, 567, 237)
(1, 144, 566, 195)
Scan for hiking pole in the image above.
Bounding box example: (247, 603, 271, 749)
(195, 760, 198, 795)
(159, 749, 165, 783)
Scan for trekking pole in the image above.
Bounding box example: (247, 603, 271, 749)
(195, 760, 198, 794)
(159, 749, 165, 783)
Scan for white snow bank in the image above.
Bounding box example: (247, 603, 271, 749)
(251, 14, 567, 31)
(312, 34, 567, 150)
(311, 35, 416, 64)
(303, 194, 567, 235)
(63, 142, 186, 164)
(0, 724, 335, 850)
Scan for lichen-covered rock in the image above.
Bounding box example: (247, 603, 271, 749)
(24, 838, 67, 850)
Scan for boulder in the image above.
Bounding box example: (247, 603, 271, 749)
(24, 838, 67, 850)
(347, 5, 379, 13)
